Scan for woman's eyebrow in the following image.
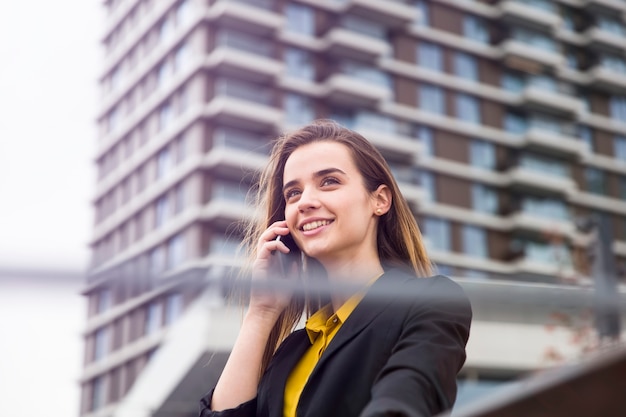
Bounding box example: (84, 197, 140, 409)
(282, 168, 346, 192)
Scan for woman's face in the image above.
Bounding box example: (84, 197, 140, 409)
(282, 141, 382, 268)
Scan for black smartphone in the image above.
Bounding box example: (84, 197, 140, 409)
(274, 233, 301, 279)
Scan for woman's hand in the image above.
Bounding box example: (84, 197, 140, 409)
(248, 220, 295, 319)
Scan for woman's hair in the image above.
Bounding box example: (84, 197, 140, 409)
(242, 119, 432, 373)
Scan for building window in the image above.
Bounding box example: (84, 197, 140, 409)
(417, 42, 442, 72)
(511, 26, 556, 52)
(600, 53, 626, 74)
(453, 52, 478, 81)
(462, 225, 488, 258)
(419, 84, 445, 115)
(284, 93, 315, 125)
(285, 4, 315, 35)
(415, 0, 429, 27)
(619, 176, 626, 200)
(521, 196, 569, 220)
(91, 376, 106, 411)
(610, 95, 626, 122)
(158, 101, 172, 131)
(285, 47, 315, 81)
(501, 72, 525, 93)
(94, 327, 109, 361)
(175, 135, 187, 163)
(145, 301, 163, 335)
(420, 170, 436, 201)
(504, 112, 527, 134)
(167, 234, 185, 269)
(165, 293, 183, 325)
(463, 15, 489, 44)
(175, 0, 191, 27)
(470, 140, 495, 169)
(579, 125, 594, 151)
(585, 167, 607, 195)
(174, 42, 190, 72)
(520, 153, 570, 178)
(456, 93, 481, 124)
(156, 147, 170, 180)
(96, 288, 112, 314)
(417, 125, 434, 156)
(155, 195, 169, 228)
(424, 217, 450, 251)
(174, 182, 185, 214)
(597, 14, 626, 37)
(615, 136, 626, 161)
(340, 61, 392, 89)
(149, 246, 165, 277)
(341, 15, 387, 39)
(472, 184, 498, 214)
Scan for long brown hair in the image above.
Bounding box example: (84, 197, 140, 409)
(242, 119, 432, 374)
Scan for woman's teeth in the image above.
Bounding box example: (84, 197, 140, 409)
(302, 220, 331, 231)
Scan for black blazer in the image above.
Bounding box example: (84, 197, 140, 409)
(200, 269, 472, 417)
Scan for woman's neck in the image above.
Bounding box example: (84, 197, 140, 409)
(322, 259, 384, 311)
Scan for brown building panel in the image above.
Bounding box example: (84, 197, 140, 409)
(394, 35, 416, 63)
(435, 130, 469, 163)
(488, 230, 511, 261)
(478, 58, 501, 86)
(481, 99, 504, 129)
(595, 129, 614, 157)
(395, 77, 417, 107)
(437, 175, 472, 209)
(431, 3, 462, 34)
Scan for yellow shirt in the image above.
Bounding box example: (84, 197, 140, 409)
(283, 275, 382, 417)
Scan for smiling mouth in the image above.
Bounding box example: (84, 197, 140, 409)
(301, 220, 333, 231)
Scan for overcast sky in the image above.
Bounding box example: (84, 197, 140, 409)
(0, 2, 103, 416)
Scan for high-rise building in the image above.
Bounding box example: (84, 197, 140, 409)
(82, 0, 626, 416)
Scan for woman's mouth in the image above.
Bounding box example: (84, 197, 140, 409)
(301, 219, 333, 231)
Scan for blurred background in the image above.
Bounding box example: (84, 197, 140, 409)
(2, 0, 626, 416)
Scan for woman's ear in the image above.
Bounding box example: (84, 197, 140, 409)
(373, 184, 392, 216)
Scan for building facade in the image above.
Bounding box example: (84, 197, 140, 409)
(82, 0, 626, 415)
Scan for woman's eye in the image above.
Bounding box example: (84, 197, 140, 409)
(285, 189, 301, 200)
(321, 177, 339, 187)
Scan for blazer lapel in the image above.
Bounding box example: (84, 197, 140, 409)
(264, 330, 310, 417)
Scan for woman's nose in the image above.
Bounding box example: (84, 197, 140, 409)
(297, 187, 320, 212)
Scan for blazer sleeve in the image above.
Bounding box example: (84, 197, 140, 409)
(198, 389, 257, 417)
(360, 276, 472, 417)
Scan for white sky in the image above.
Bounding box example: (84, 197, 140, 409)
(0, 1, 103, 416)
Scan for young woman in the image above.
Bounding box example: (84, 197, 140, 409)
(200, 120, 472, 417)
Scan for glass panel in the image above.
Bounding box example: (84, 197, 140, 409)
(165, 293, 183, 325)
(585, 167, 607, 195)
(419, 84, 445, 114)
(285, 4, 315, 35)
(167, 234, 185, 269)
(521, 196, 569, 220)
(456, 93, 481, 124)
(341, 15, 387, 39)
(511, 26, 556, 51)
(614, 136, 626, 161)
(418, 42, 442, 72)
(472, 184, 498, 214)
(424, 217, 450, 251)
(610, 95, 626, 122)
(216, 29, 273, 57)
(520, 153, 570, 178)
(470, 140, 495, 169)
(215, 78, 273, 105)
(454, 52, 478, 81)
(463, 15, 489, 44)
(462, 225, 488, 258)
(145, 302, 163, 334)
(285, 47, 315, 81)
(285, 93, 315, 125)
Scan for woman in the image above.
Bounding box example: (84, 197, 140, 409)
(200, 120, 472, 417)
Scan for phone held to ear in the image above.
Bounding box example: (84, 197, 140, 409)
(274, 233, 301, 279)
